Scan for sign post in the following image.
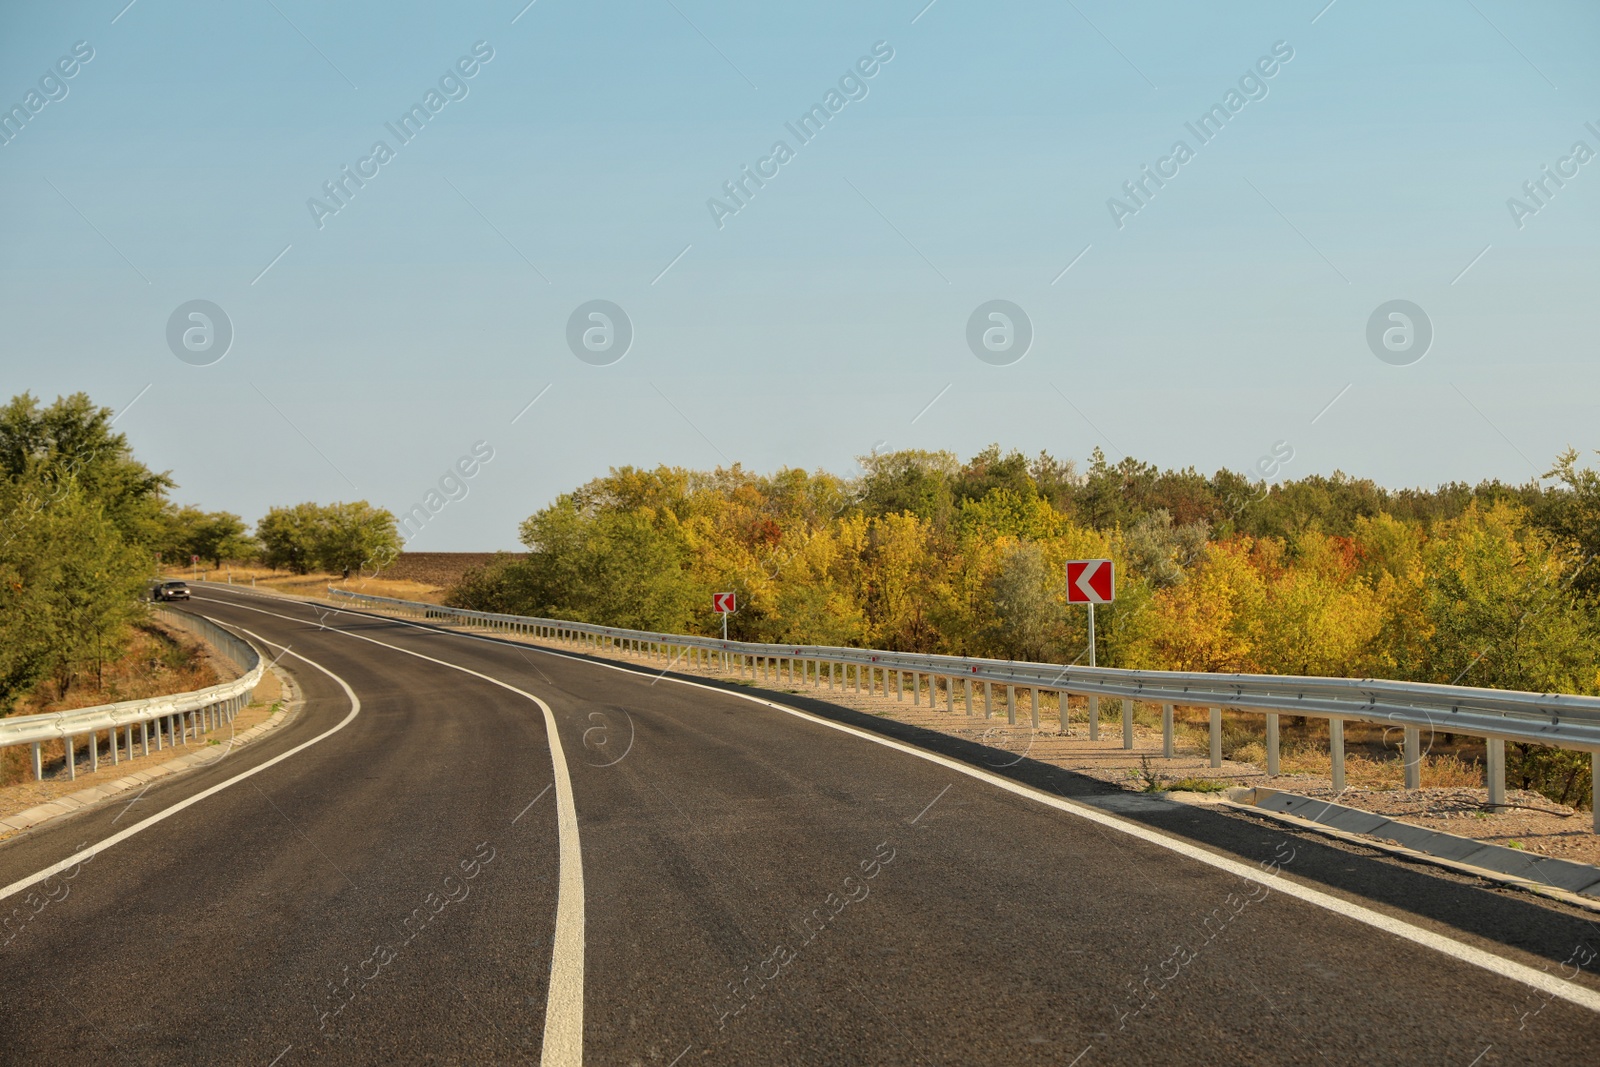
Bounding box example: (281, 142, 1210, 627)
(1065, 559, 1114, 667)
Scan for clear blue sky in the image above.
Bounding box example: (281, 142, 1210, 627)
(3, 0, 1597, 549)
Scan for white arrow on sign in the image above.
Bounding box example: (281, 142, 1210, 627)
(1066, 559, 1114, 604)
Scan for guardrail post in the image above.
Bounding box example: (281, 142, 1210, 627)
(1593, 753, 1599, 834)
(1208, 707, 1222, 768)
(963, 677, 973, 715)
(1403, 727, 1421, 790)
(894, 671, 903, 701)
(31, 743, 41, 780)
(1330, 718, 1346, 791)
(1266, 714, 1280, 776)
(65, 735, 76, 780)
(1162, 703, 1174, 758)
(983, 682, 993, 719)
(1088, 696, 1099, 741)
(1485, 738, 1505, 808)
(1030, 687, 1040, 729)
(1006, 684, 1016, 725)
(90, 731, 99, 772)
(111, 727, 119, 765)
(1059, 692, 1070, 735)
(912, 673, 920, 705)
(1122, 698, 1134, 750)
(141, 720, 149, 756)
(946, 678, 955, 713)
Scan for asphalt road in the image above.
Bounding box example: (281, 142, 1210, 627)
(1, 586, 1597, 1065)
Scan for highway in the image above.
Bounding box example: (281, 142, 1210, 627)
(1, 586, 1597, 1065)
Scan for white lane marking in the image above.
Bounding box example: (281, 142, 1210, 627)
(250, 593, 1600, 1018)
(195, 596, 585, 1067)
(0, 628, 360, 904)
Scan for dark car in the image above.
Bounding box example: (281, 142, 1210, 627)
(153, 581, 191, 602)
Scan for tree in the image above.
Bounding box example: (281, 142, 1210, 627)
(42, 486, 149, 691)
(1139, 539, 1263, 672)
(987, 543, 1063, 662)
(853, 449, 957, 524)
(1421, 501, 1597, 694)
(158, 505, 257, 566)
(0, 392, 166, 707)
(1122, 509, 1208, 589)
(0, 392, 173, 546)
(257, 503, 324, 574)
(1540, 447, 1600, 598)
(0, 470, 66, 708)
(315, 501, 401, 575)
(1251, 532, 1384, 678)
(0, 473, 149, 700)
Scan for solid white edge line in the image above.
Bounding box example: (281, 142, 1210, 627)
(0, 627, 361, 903)
(195, 596, 585, 1067)
(245, 590, 1600, 1018)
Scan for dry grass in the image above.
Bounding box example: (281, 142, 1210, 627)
(1224, 739, 1485, 790)
(166, 563, 449, 604)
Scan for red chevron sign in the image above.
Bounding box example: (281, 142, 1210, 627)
(712, 592, 736, 613)
(1066, 559, 1114, 603)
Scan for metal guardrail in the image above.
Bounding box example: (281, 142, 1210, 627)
(0, 607, 264, 783)
(329, 587, 1600, 828)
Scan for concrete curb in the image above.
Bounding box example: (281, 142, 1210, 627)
(0, 664, 302, 836)
(1223, 786, 1600, 913)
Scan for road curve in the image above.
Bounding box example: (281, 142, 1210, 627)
(0, 586, 1596, 1065)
